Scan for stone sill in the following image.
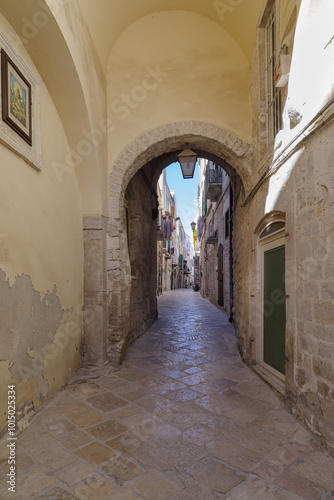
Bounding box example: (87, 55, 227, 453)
(253, 364, 285, 396)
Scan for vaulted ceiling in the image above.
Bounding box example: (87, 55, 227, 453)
(79, 0, 264, 70)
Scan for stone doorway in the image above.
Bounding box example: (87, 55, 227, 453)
(83, 122, 252, 366)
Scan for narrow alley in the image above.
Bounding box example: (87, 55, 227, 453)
(1, 290, 333, 499)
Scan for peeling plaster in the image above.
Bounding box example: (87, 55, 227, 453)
(0, 269, 67, 385)
(37, 377, 50, 400)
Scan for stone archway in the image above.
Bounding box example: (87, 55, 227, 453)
(104, 121, 252, 365)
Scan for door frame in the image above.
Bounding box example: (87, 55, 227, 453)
(256, 227, 286, 392)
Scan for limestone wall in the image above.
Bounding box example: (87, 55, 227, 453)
(234, 121, 334, 452)
(232, 0, 334, 451)
(122, 166, 158, 356)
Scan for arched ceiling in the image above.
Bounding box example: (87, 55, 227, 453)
(107, 10, 253, 154)
(78, 0, 264, 70)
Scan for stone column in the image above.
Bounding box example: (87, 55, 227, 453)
(107, 222, 131, 364)
(83, 216, 108, 365)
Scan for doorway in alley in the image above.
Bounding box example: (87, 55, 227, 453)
(258, 220, 286, 387)
(218, 243, 224, 307)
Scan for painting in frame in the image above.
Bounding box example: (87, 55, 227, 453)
(1, 48, 32, 145)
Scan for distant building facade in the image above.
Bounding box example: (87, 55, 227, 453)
(196, 159, 233, 318)
(157, 170, 193, 294)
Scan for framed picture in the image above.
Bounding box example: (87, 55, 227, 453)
(1, 49, 32, 145)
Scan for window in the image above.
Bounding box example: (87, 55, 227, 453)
(264, 2, 282, 142)
(259, 221, 285, 240)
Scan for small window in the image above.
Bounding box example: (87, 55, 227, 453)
(259, 221, 285, 240)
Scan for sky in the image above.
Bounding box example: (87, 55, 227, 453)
(166, 161, 199, 238)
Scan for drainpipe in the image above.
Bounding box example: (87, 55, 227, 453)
(229, 182, 234, 322)
(161, 240, 163, 294)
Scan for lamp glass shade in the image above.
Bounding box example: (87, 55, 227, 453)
(190, 221, 196, 231)
(178, 149, 197, 179)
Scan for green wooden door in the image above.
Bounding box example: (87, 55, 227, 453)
(263, 245, 286, 374)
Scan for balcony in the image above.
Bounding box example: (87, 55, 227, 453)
(205, 167, 223, 201)
(206, 225, 218, 245)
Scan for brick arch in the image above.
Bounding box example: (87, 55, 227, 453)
(107, 122, 253, 363)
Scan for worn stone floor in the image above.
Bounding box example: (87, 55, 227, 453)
(1, 289, 334, 499)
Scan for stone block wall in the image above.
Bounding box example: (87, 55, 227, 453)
(233, 122, 334, 453)
(231, 0, 334, 454)
(125, 167, 158, 349)
(83, 216, 108, 366)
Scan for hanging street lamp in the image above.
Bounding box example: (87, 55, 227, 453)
(190, 221, 197, 245)
(177, 149, 197, 179)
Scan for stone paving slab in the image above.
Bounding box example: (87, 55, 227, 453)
(1, 290, 334, 499)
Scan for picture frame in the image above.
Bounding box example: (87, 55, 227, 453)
(1, 48, 32, 145)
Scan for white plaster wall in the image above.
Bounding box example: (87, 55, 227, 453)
(0, 15, 83, 434)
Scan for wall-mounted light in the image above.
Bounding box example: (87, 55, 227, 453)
(177, 148, 197, 179)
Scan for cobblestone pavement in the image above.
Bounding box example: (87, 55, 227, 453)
(1, 290, 334, 499)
